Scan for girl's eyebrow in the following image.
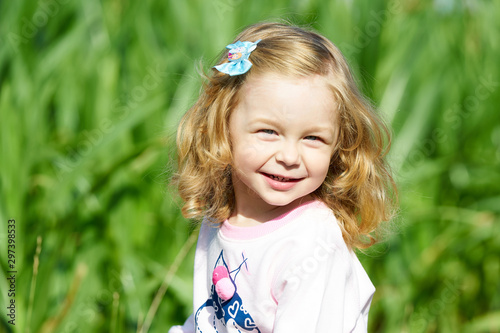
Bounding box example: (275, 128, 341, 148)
(250, 116, 334, 135)
(303, 124, 335, 134)
(249, 116, 281, 126)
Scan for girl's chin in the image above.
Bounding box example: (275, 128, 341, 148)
(260, 194, 312, 208)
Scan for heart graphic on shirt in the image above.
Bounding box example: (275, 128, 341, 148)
(228, 300, 240, 318)
(244, 317, 256, 328)
(195, 250, 261, 332)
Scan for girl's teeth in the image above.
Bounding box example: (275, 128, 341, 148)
(270, 175, 289, 182)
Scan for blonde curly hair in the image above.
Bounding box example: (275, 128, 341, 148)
(174, 22, 396, 249)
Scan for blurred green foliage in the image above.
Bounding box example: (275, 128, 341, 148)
(1, 0, 499, 332)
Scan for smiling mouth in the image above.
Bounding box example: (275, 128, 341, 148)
(262, 173, 300, 182)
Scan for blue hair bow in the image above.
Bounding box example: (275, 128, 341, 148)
(214, 39, 261, 76)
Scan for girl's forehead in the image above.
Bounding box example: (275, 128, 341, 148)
(233, 73, 339, 127)
(243, 72, 331, 91)
(238, 73, 338, 115)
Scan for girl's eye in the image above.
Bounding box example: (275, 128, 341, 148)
(304, 135, 321, 141)
(259, 129, 277, 135)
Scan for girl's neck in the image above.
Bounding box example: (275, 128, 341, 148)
(228, 195, 314, 227)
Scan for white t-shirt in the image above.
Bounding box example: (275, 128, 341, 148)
(169, 200, 375, 332)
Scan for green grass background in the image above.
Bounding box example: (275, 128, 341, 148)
(1, 0, 499, 332)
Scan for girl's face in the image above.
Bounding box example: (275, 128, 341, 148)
(229, 73, 338, 222)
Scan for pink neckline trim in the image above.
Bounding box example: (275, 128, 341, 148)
(220, 200, 325, 240)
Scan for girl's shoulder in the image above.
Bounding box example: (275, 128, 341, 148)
(286, 200, 347, 251)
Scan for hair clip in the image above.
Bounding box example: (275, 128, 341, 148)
(214, 39, 261, 76)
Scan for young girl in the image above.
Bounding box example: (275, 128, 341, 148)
(169, 22, 395, 332)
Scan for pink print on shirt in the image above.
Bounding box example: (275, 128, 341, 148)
(194, 250, 261, 332)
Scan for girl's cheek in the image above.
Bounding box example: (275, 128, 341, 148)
(303, 149, 331, 167)
(236, 141, 268, 161)
(249, 139, 275, 153)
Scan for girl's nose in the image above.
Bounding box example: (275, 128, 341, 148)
(275, 141, 300, 166)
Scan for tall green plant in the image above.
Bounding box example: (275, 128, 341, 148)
(1, 0, 499, 332)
